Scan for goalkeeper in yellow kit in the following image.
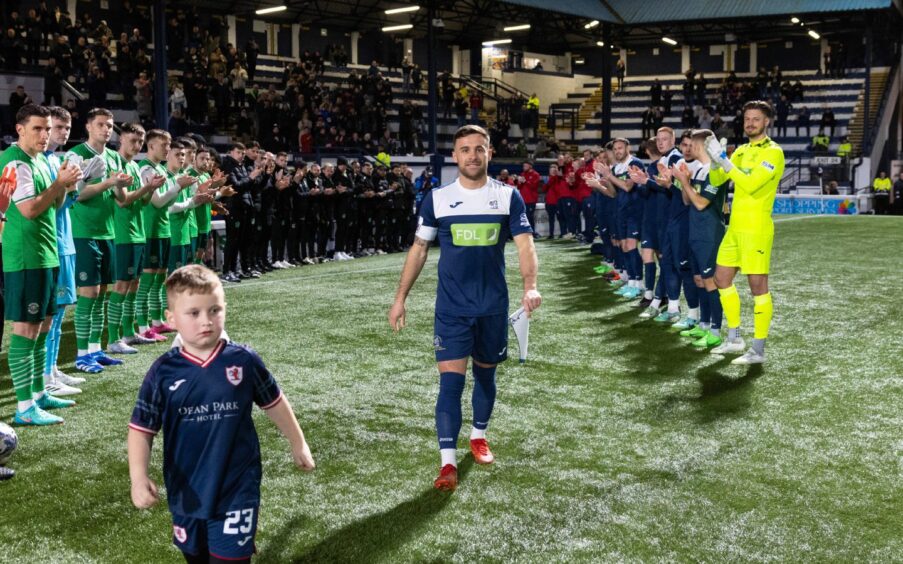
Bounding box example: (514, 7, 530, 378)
(706, 101, 784, 364)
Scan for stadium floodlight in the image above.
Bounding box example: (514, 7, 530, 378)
(584, 20, 600, 29)
(808, 30, 821, 39)
(482, 39, 512, 46)
(791, 17, 800, 24)
(596, 41, 605, 47)
(385, 5, 420, 15)
(504, 24, 531, 32)
(255, 5, 287, 14)
(662, 36, 677, 45)
(382, 24, 414, 32)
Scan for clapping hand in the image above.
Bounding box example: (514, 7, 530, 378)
(655, 162, 673, 187)
(57, 161, 83, 192)
(628, 165, 649, 185)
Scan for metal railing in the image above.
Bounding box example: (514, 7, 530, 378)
(459, 75, 528, 102)
(547, 105, 577, 140)
(863, 59, 899, 154)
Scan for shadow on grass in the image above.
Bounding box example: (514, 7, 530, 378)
(259, 457, 474, 563)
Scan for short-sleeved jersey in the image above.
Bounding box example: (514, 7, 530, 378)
(45, 150, 78, 256)
(139, 160, 172, 239)
(709, 136, 784, 233)
(113, 158, 148, 244)
(65, 143, 120, 240)
(0, 145, 59, 271)
(188, 169, 211, 236)
(613, 156, 645, 215)
(668, 158, 702, 224)
(415, 178, 532, 316)
(129, 340, 283, 519)
(689, 163, 727, 241)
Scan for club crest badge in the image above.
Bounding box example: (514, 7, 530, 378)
(225, 366, 243, 386)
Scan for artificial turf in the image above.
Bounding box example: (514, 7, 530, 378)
(0, 215, 900, 562)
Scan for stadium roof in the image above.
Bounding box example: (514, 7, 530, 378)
(187, 0, 900, 53)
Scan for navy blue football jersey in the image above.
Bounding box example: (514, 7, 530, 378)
(416, 178, 532, 316)
(129, 340, 282, 519)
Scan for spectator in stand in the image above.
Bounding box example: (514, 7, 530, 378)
(641, 107, 654, 140)
(821, 106, 836, 138)
(2, 27, 25, 71)
(797, 106, 811, 138)
(230, 61, 248, 108)
(469, 92, 482, 124)
(791, 79, 804, 103)
(133, 71, 153, 122)
(245, 38, 260, 82)
(683, 71, 695, 108)
(543, 163, 566, 239)
(25, 8, 42, 67)
(695, 73, 707, 106)
(681, 105, 694, 128)
(516, 161, 541, 236)
(662, 85, 673, 116)
(454, 92, 468, 128)
(650, 79, 662, 108)
(836, 136, 852, 159)
(891, 171, 903, 215)
(615, 58, 626, 94)
(414, 167, 439, 215)
(411, 64, 424, 95)
(811, 129, 830, 153)
(873, 171, 892, 214)
(8, 85, 32, 118)
(775, 95, 792, 137)
(497, 169, 516, 187)
(823, 180, 839, 195)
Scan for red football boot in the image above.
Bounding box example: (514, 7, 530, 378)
(155, 322, 177, 334)
(141, 328, 168, 342)
(470, 438, 495, 465)
(433, 464, 458, 491)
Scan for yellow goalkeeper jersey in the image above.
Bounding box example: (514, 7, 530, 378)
(710, 136, 784, 233)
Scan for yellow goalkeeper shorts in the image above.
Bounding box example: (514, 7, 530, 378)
(716, 228, 773, 275)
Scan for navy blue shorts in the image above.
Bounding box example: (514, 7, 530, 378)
(641, 216, 661, 250)
(434, 312, 509, 364)
(624, 214, 642, 241)
(172, 505, 259, 560)
(690, 237, 722, 278)
(662, 223, 690, 272)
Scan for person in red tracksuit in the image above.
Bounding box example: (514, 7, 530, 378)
(516, 161, 541, 237)
(574, 157, 595, 241)
(542, 163, 566, 239)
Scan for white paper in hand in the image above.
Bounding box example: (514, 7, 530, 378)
(509, 306, 530, 363)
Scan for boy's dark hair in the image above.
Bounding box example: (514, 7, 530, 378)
(743, 100, 774, 119)
(169, 140, 186, 150)
(48, 106, 71, 122)
(196, 146, 211, 156)
(177, 136, 197, 151)
(86, 107, 114, 122)
(16, 103, 51, 125)
(246, 140, 260, 150)
(120, 122, 146, 136)
(680, 129, 694, 142)
(146, 129, 171, 143)
(166, 264, 223, 304)
(229, 143, 246, 151)
(690, 128, 715, 143)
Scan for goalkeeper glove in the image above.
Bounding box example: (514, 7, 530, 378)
(704, 137, 733, 172)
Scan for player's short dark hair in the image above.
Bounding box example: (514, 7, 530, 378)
(604, 140, 614, 150)
(612, 137, 630, 148)
(86, 107, 114, 122)
(743, 100, 774, 119)
(690, 128, 715, 142)
(16, 103, 51, 125)
(196, 146, 211, 155)
(145, 129, 170, 143)
(166, 264, 222, 304)
(453, 124, 490, 145)
(643, 138, 660, 157)
(680, 130, 694, 141)
(169, 140, 185, 150)
(276, 151, 288, 158)
(177, 136, 197, 151)
(119, 122, 145, 136)
(229, 142, 246, 151)
(48, 106, 71, 122)
(246, 140, 260, 150)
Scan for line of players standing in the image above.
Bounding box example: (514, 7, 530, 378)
(218, 142, 417, 282)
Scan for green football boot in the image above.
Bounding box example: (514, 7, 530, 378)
(692, 331, 723, 349)
(36, 393, 76, 410)
(680, 326, 707, 339)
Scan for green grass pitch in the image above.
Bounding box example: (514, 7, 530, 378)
(0, 215, 900, 562)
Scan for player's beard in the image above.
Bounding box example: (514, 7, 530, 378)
(746, 124, 766, 139)
(459, 160, 487, 183)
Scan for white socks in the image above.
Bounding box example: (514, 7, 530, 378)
(440, 448, 457, 467)
(88, 343, 101, 354)
(470, 427, 486, 439)
(17, 399, 34, 412)
(688, 307, 700, 321)
(650, 298, 662, 309)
